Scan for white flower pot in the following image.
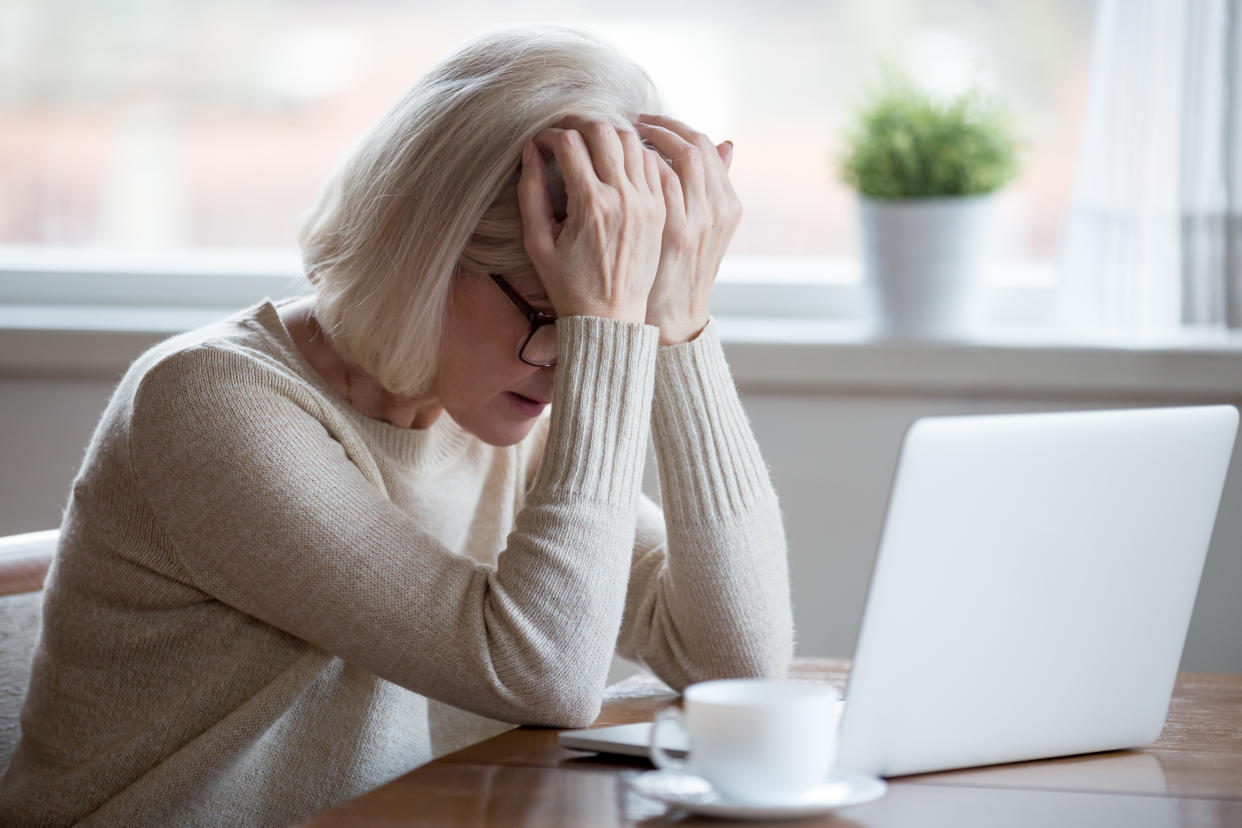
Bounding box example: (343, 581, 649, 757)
(859, 194, 993, 339)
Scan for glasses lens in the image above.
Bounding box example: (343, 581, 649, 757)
(521, 323, 558, 367)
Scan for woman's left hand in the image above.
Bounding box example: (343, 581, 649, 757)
(635, 114, 741, 346)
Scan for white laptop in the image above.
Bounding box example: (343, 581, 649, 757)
(560, 405, 1238, 777)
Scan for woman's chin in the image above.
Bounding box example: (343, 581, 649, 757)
(460, 411, 540, 447)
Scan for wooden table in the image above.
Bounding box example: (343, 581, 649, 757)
(301, 658, 1242, 826)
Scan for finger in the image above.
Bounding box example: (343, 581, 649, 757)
(635, 121, 705, 198)
(532, 127, 596, 213)
(639, 113, 730, 181)
(717, 140, 733, 171)
(616, 127, 649, 190)
(517, 140, 555, 255)
(637, 112, 710, 149)
(556, 115, 627, 188)
(642, 145, 661, 193)
(655, 152, 689, 217)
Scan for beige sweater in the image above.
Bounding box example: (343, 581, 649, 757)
(0, 300, 793, 827)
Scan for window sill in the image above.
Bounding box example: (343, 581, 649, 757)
(3, 303, 1242, 399)
(713, 317, 1242, 399)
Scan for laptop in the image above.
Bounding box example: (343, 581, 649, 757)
(560, 405, 1238, 777)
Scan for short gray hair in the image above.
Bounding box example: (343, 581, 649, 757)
(298, 26, 660, 396)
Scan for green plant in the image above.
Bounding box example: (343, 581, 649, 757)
(839, 70, 1021, 199)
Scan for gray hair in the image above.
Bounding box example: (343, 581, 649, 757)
(298, 25, 660, 396)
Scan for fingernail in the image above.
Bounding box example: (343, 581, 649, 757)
(522, 140, 533, 160)
(724, 140, 734, 148)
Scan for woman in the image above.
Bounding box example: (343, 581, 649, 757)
(0, 26, 793, 827)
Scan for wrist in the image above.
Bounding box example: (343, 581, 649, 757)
(655, 317, 709, 347)
(553, 276, 650, 322)
(563, 310, 651, 328)
(560, 303, 649, 325)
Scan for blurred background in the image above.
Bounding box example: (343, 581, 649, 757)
(0, 0, 1092, 267)
(3, 1, 1241, 676)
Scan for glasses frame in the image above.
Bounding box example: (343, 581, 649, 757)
(489, 273, 558, 368)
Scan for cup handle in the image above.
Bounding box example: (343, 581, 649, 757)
(649, 706, 688, 772)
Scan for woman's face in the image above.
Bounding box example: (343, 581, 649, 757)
(431, 269, 557, 447)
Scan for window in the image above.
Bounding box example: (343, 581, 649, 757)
(1, 0, 1095, 315)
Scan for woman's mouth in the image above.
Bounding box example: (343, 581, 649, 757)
(505, 391, 547, 417)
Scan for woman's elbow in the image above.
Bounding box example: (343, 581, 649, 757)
(747, 618, 796, 678)
(695, 636, 795, 684)
(543, 696, 603, 729)
(512, 681, 604, 729)
(720, 647, 793, 682)
(750, 646, 794, 680)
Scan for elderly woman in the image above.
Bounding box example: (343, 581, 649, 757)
(0, 26, 793, 827)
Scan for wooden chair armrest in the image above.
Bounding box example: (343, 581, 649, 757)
(0, 530, 58, 597)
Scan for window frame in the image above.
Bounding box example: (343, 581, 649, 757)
(0, 245, 1058, 332)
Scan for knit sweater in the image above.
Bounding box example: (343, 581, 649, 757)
(0, 299, 793, 827)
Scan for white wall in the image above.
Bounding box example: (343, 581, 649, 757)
(1, 377, 117, 530)
(744, 392, 1242, 675)
(2, 328, 1240, 673)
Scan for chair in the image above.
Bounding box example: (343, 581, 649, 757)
(0, 530, 57, 771)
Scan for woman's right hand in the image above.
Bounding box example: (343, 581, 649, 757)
(518, 120, 666, 324)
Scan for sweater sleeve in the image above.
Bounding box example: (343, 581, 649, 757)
(614, 318, 795, 689)
(127, 315, 657, 729)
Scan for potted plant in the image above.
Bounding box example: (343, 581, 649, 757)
(839, 71, 1021, 338)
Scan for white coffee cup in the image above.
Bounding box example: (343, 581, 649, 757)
(648, 678, 841, 805)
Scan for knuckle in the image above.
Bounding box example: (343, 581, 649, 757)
(522, 219, 548, 243)
(523, 237, 551, 262)
(588, 204, 616, 234)
(665, 221, 692, 247)
(589, 187, 620, 214)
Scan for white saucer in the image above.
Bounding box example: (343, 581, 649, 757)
(628, 769, 887, 820)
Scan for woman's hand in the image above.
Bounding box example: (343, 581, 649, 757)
(518, 119, 667, 324)
(635, 114, 741, 346)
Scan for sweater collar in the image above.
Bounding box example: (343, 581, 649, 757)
(257, 298, 473, 471)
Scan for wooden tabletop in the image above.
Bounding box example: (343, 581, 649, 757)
(301, 658, 1242, 826)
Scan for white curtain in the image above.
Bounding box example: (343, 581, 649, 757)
(1059, 0, 1241, 332)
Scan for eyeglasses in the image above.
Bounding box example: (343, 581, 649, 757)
(489, 273, 558, 367)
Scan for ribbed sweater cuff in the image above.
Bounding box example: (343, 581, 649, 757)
(534, 315, 658, 503)
(652, 318, 772, 525)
